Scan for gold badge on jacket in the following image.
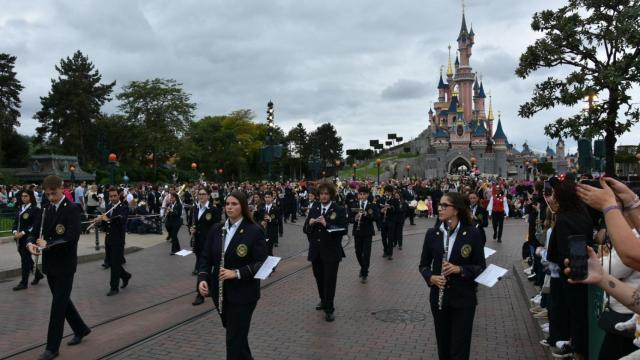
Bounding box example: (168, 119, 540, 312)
(270, 214, 276, 220)
(236, 244, 248, 257)
(205, 213, 212, 221)
(329, 212, 336, 220)
(55, 224, 65, 235)
(22, 213, 29, 220)
(461, 244, 472, 258)
(367, 209, 373, 215)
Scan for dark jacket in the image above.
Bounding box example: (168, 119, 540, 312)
(13, 204, 42, 241)
(470, 204, 489, 244)
(256, 203, 280, 241)
(351, 201, 378, 237)
(41, 198, 81, 276)
(198, 220, 268, 306)
(192, 203, 221, 246)
(379, 196, 398, 226)
(105, 202, 129, 245)
(419, 224, 486, 308)
(547, 209, 593, 266)
(303, 202, 347, 262)
(166, 202, 183, 228)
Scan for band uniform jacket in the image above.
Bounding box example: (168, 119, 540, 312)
(303, 202, 347, 262)
(379, 196, 398, 225)
(105, 202, 129, 245)
(13, 204, 42, 243)
(351, 202, 378, 238)
(198, 221, 268, 306)
(192, 204, 221, 247)
(256, 203, 280, 241)
(166, 202, 183, 228)
(470, 204, 489, 244)
(41, 198, 82, 276)
(419, 224, 486, 308)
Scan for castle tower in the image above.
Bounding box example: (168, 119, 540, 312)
(486, 94, 494, 135)
(438, 68, 447, 102)
(492, 112, 508, 177)
(455, 9, 476, 124)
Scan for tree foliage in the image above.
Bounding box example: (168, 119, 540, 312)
(308, 123, 343, 167)
(0, 53, 25, 166)
(117, 78, 196, 178)
(35, 50, 115, 164)
(516, 0, 640, 175)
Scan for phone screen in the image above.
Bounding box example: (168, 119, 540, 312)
(543, 181, 552, 197)
(568, 235, 588, 280)
(580, 179, 602, 189)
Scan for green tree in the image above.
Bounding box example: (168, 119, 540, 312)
(94, 114, 141, 166)
(0, 53, 25, 165)
(0, 131, 30, 167)
(516, 0, 640, 176)
(117, 78, 196, 179)
(308, 123, 343, 169)
(35, 50, 115, 164)
(284, 123, 309, 179)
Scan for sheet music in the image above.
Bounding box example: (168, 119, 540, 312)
(484, 247, 496, 259)
(175, 249, 193, 256)
(327, 228, 346, 233)
(255, 256, 281, 280)
(474, 264, 508, 288)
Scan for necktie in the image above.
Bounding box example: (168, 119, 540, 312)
(360, 201, 364, 209)
(322, 208, 326, 216)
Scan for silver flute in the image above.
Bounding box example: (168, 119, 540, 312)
(218, 225, 228, 315)
(33, 205, 47, 273)
(438, 229, 452, 311)
(356, 207, 364, 232)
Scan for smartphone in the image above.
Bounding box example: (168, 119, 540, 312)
(543, 181, 552, 197)
(580, 179, 602, 189)
(568, 234, 588, 281)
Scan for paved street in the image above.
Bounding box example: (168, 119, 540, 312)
(1, 217, 547, 360)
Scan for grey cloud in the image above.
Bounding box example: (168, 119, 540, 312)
(381, 79, 430, 101)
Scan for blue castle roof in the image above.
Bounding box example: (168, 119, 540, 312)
(493, 118, 508, 141)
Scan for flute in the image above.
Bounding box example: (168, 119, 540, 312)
(218, 225, 228, 315)
(356, 206, 364, 232)
(438, 228, 452, 311)
(86, 201, 120, 231)
(33, 205, 47, 273)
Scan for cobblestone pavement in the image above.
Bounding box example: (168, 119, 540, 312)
(102, 217, 548, 360)
(0, 221, 309, 359)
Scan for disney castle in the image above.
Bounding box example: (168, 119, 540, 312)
(408, 10, 567, 179)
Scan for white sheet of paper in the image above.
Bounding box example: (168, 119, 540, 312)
(175, 249, 193, 256)
(254, 256, 281, 280)
(327, 228, 346, 233)
(474, 264, 508, 288)
(484, 247, 496, 259)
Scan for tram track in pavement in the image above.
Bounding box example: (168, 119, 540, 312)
(3, 220, 432, 360)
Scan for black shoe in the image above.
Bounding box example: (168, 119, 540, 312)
(382, 254, 388, 258)
(192, 270, 197, 276)
(31, 271, 44, 285)
(37, 350, 59, 360)
(325, 312, 335, 322)
(315, 302, 324, 311)
(527, 273, 536, 281)
(13, 283, 27, 291)
(67, 328, 91, 346)
(166, 235, 170, 240)
(274, 244, 279, 247)
(361, 276, 367, 284)
(398, 246, 402, 250)
(192, 295, 204, 306)
(493, 233, 497, 240)
(101, 263, 109, 269)
(170, 252, 176, 256)
(388, 256, 393, 260)
(497, 238, 502, 243)
(121, 275, 131, 289)
(107, 289, 119, 296)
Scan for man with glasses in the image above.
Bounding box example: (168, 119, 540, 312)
(191, 187, 221, 305)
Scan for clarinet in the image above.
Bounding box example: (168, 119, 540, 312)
(218, 225, 228, 314)
(356, 204, 364, 232)
(34, 205, 47, 273)
(438, 227, 452, 311)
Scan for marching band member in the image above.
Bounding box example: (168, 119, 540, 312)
(166, 192, 183, 255)
(303, 182, 347, 322)
(197, 191, 267, 360)
(487, 184, 509, 243)
(27, 175, 91, 360)
(419, 192, 486, 360)
(380, 185, 398, 260)
(191, 187, 221, 305)
(257, 192, 280, 256)
(351, 186, 378, 283)
(12, 189, 43, 290)
(468, 192, 489, 245)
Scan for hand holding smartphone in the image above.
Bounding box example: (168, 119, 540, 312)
(568, 234, 588, 281)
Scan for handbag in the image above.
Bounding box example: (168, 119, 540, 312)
(597, 242, 635, 338)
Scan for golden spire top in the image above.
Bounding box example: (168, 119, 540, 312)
(487, 94, 494, 121)
(447, 45, 453, 77)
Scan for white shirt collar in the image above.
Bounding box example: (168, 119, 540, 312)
(54, 196, 65, 210)
(321, 202, 332, 211)
(439, 221, 461, 261)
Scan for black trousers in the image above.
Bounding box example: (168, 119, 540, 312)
(266, 239, 274, 256)
(491, 211, 505, 240)
(46, 274, 89, 353)
(107, 240, 130, 291)
(311, 259, 339, 313)
(169, 224, 181, 253)
(394, 220, 405, 248)
(381, 222, 396, 256)
(408, 208, 416, 224)
(354, 235, 372, 277)
(430, 303, 476, 360)
(221, 301, 257, 360)
(599, 328, 636, 360)
(18, 238, 34, 285)
(548, 277, 570, 344)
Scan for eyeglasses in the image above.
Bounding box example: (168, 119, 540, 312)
(198, 193, 208, 195)
(438, 203, 454, 209)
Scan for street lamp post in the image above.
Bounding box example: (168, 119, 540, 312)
(266, 101, 275, 181)
(405, 165, 411, 178)
(524, 161, 530, 181)
(376, 159, 382, 185)
(352, 163, 357, 181)
(335, 159, 341, 178)
(108, 153, 117, 185)
(191, 162, 198, 182)
(470, 156, 477, 176)
(69, 164, 76, 185)
(531, 158, 539, 180)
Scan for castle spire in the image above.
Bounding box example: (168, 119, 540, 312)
(438, 66, 447, 89)
(446, 45, 453, 77)
(457, 1, 469, 41)
(487, 95, 494, 121)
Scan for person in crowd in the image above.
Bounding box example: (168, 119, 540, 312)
(12, 189, 43, 290)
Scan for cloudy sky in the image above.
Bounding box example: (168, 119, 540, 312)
(2, 0, 639, 155)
